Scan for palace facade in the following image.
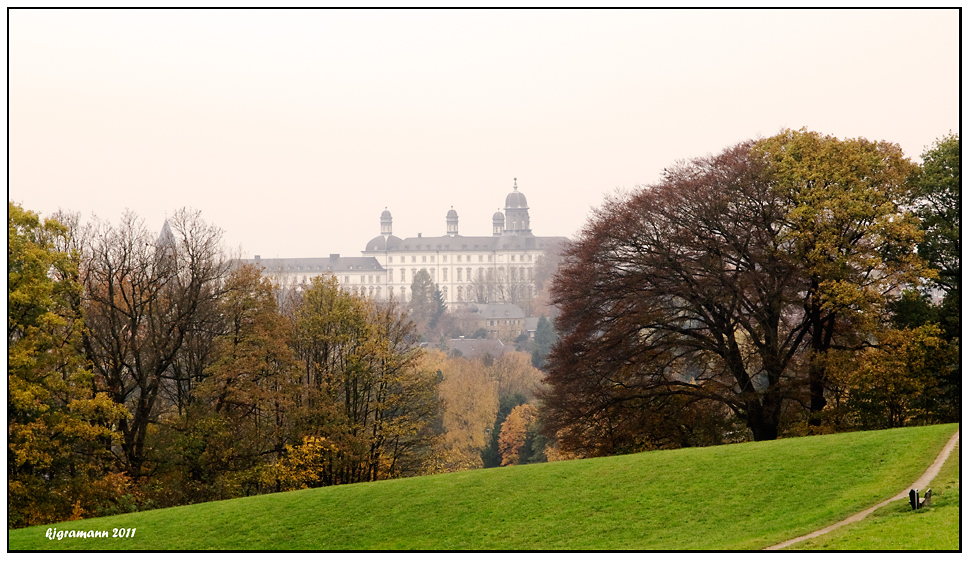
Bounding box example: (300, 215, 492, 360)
(246, 180, 568, 308)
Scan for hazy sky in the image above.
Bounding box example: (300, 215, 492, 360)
(9, 9, 960, 258)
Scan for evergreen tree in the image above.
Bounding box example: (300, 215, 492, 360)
(408, 269, 437, 333)
(429, 287, 446, 330)
(481, 393, 527, 468)
(531, 315, 556, 370)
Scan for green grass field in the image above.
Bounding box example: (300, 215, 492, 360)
(788, 442, 960, 551)
(8, 423, 958, 550)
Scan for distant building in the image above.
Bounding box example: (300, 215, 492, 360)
(243, 180, 568, 309)
(445, 337, 510, 360)
(471, 303, 527, 341)
(250, 254, 386, 297)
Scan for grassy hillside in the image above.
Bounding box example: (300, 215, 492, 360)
(9, 423, 957, 550)
(788, 442, 960, 550)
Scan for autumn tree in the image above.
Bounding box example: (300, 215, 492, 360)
(473, 352, 544, 467)
(434, 356, 499, 472)
(166, 263, 300, 501)
(289, 274, 371, 482)
(837, 325, 957, 429)
(545, 141, 812, 450)
(903, 133, 960, 422)
(281, 275, 440, 487)
(544, 132, 930, 454)
(364, 299, 442, 479)
(490, 351, 545, 401)
(498, 403, 539, 466)
(752, 129, 926, 426)
(481, 392, 526, 468)
(8, 202, 129, 527)
(78, 209, 231, 479)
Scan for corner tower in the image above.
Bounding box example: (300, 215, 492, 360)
(492, 209, 505, 236)
(446, 207, 459, 236)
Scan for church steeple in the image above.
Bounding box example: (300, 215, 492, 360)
(156, 218, 177, 270)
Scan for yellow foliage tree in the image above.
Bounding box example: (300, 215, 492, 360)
(498, 403, 538, 466)
(840, 325, 957, 429)
(753, 129, 927, 427)
(262, 436, 341, 492)
(489, 351, 545, 401)
(8, 202, 129, 528)
(434, 356, 499, 472)
(288, 276, 440, 486)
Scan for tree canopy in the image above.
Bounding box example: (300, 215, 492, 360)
(8, 205, 450, 527)
(8, 202, 129, 527)
(543, 130, 932, 453)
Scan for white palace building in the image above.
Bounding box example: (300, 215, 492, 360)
(245, 180, 568, 308)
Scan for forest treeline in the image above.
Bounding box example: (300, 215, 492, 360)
(9, 129, 958, 528)
(8, 203, 547, 528)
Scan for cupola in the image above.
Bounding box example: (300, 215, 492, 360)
(380, 208, 393, 236)
(492, 209, 505, 236)
(446, 207, 459, 236)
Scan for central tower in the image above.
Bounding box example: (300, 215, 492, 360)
(503, 178, 531, 235)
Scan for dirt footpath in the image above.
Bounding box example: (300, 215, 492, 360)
(764, 430, 961, 550)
